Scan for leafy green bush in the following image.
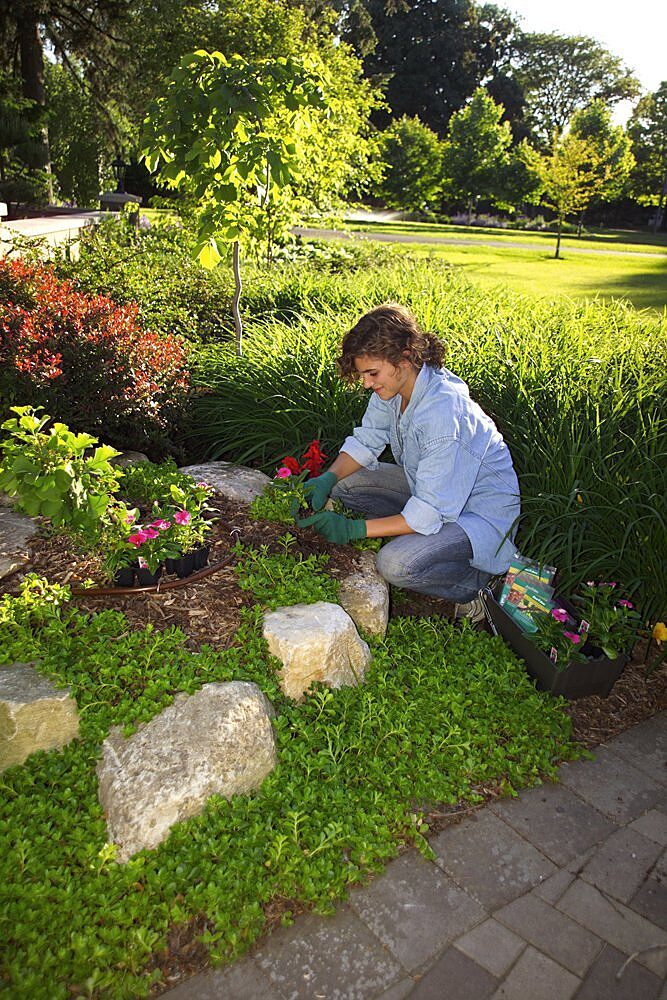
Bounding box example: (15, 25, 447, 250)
(0, 406, 121, 541)
(0, 576, 578, 998)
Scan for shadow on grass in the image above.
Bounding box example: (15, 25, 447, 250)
(589, 256, 667, 311)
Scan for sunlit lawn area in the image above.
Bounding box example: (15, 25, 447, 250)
(396, 241, 667, 311)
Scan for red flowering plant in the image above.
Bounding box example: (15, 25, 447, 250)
(250, 440, 328, 525)
(0, 257, 190, 456)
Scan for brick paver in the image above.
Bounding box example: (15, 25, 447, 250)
(348, 850, 485, 971)
(494, 892, 603, 976)
(490, 782, 618, 866)
(409, 946, 498, 1000)
(580, 826, 664, 902)
(573, 943, 664, 1000)
(558, 746, 665, 823)
(453, 918, 525, 977)
(557, 878, 667, 978)
(431, 808, 556, 908)
(489, 946, 580, 1000)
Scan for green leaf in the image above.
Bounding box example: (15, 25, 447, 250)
(196, 238, 223, 270)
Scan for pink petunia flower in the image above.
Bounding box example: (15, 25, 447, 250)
(196, 481, 211, 489)
(128, 531, 148, 546)
(150, 519, 171, 531)
(563, 631, 581, 644)
(586, 581, 596, 587)
(599, 581, 617, 588)
(173, 509, 191, 525)
(143, 527, 159, 539)
(551, 608, 569, 623)
(275, 467, 292, 479)
(617, 599, 634, 609)
(124, 512, 137, 525)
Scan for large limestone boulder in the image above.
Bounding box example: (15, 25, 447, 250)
(97, 680, 277, 861)
(178, 461, 270, 503)
(263, 601, 371, 701)
(339, 551, 389, 637)
(0, 663, 79, 772)
(0, 508, 38, 580)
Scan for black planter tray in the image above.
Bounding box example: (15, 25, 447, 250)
(479, 589, 626, 699)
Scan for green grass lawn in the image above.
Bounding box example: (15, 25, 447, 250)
(304, 220, 667, 311)
(401, 241, 667, 311)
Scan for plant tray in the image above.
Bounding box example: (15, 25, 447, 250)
(479, 590, 626, 699)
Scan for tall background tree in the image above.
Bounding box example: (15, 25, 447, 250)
(352, 0, 519, 136)
(536, 132, 602, 258)
(568, 100, 635, 231)
(440, 88, 512, 221)
(377, 115, 442, 213)
(628, 82, 667, 231)
(512, 33, 640, 148)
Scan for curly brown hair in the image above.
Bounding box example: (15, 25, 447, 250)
(337, 303, 444, 381)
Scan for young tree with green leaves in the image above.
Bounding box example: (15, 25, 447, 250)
(627, 82, 667, 232)
(569, 100, 635, 232)
(378, 116, 443, 214)
(440, 88, 512, 222)
(536, 132, 602, 258)
(141, 50, 328, 356)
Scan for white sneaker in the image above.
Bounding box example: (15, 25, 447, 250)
(454, 596, 486, 625)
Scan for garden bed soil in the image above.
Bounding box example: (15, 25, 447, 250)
(5, 492, 666, 752)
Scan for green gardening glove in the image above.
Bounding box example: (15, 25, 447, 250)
(303, 470, 338, 511)
(297, 510, 367, 544)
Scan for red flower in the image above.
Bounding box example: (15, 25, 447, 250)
(280, 456, 302, 476)
(300, 440, 327, 478)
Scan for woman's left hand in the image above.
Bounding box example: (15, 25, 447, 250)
(296, 510, 367, 544)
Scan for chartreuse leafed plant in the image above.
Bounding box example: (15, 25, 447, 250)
(0, 576, 579, 999)
(189, 269, 666, 622)
(0, 406, 122, 539)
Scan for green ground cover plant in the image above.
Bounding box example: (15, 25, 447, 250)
(0, 573, 579, 999)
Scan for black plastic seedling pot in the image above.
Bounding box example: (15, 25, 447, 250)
(480, 591, 626, 699)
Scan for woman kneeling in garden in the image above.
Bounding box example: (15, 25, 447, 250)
(298, 303, 520, 620)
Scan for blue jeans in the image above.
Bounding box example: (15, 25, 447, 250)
(332, 463, 492, 603)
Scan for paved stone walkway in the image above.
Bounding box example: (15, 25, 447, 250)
(165, 713, 666, 1000)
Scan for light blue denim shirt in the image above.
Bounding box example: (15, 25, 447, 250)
(340, 364, 520, 575)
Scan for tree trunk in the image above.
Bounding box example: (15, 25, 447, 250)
(577, 211, 584, 237)
(232, 240, 243, 357)
(17, 6, 54, 201)
(555, 217, 562, 259)
(467, 198, 473, 225)
(653, 171, 667, 234)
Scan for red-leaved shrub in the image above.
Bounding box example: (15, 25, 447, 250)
(0, 257, 190, 455)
